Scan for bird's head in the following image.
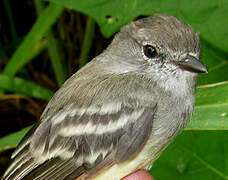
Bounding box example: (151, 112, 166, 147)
(104, 14, 207, 79)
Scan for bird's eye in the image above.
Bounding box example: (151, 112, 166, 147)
(143, 45, 158, 59)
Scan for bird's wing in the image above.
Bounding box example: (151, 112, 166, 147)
(4, 73, 157, 180)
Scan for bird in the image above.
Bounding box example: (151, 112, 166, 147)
(3, 14, 207, 180)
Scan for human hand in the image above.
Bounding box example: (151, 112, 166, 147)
(121, 170, 153, 180)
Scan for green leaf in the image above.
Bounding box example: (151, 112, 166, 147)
(3, 3, 64, 76)
(0, 126, 31, 152)
(34, 0, 66, 87)
(0, 74, 53, 101)
(197, 39, 228, 85)
(46, 0, 228, 85)
(187, 82, 228, 130)
(150, 131, 228, 180)
(46, 0, 228, 52)
(45, 0, 160, 38)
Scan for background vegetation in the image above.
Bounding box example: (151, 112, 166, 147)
(0, 0, 227, 179)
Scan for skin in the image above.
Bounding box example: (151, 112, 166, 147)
(122, 170, 153, 180)
(73, 170, 153, 180)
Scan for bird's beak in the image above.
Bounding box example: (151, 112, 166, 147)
(177, 56, 208, 73)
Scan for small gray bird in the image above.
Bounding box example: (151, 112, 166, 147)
(4, 14, 207, 180)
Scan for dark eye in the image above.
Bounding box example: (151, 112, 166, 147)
(143, 45, 158, 58)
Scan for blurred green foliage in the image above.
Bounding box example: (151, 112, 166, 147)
(0, 0, 227, 179)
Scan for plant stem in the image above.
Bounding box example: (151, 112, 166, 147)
(34, 0, 66, 86)
(79, 17, 96, 68)
(0, 3, 64, 98)
(2, 0, 18, 41)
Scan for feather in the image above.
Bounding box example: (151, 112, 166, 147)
(4, 145, 39, 180)
(23, 157, 82, 180)
(4, 65, 157, 180)
(4, 14, 202, 180)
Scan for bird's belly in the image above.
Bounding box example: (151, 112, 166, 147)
(93, 131, 162, 180)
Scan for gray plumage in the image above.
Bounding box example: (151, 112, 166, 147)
(4, 14, 207, 180)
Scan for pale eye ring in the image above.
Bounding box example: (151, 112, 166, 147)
(143, 45, 158, 59)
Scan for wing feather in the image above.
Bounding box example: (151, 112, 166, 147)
(4, 145, 39, 180)
(4, 73, 157, 180)
(115, 106, 157, 162)
(24, 157, 79, 180)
